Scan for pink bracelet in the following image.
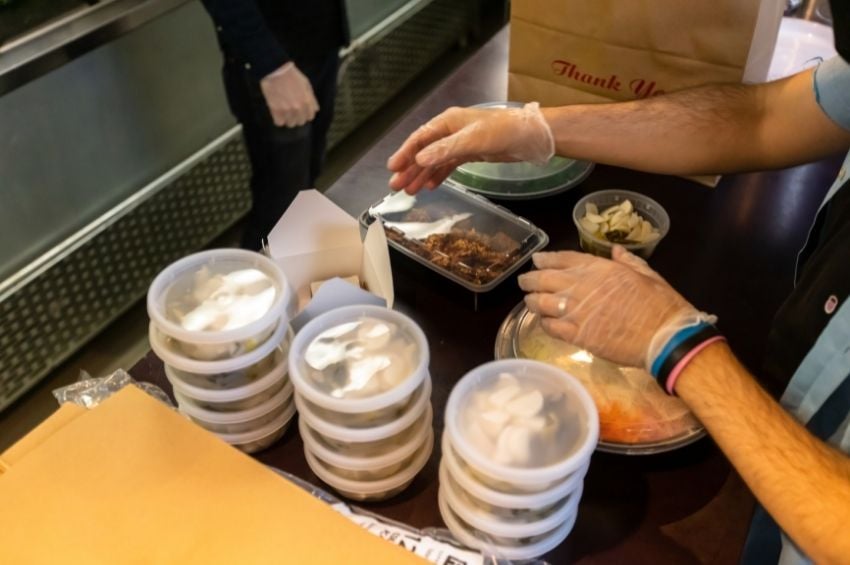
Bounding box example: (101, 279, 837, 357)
(665, 336, 727, 395)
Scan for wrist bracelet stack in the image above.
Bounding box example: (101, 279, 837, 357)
(650, 322, 726, 395)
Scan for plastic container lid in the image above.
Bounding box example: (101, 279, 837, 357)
(174, 380, 293, 425)
(572, 189, 670, 259)
(441, 433, 586, 509)
(438, 487, 575, 561)
(447, 103, 593, 200)
(445, 360, 598, 485)
(288, 305, 429, 413)
(164, 330, 291, 403)
(214, 399, 296, 445)
(304, 429, 434, 496)
(294, 376, 432, 443)
(494, 302, 706, 455)
(300, 404, 432, 471)
(150, 317, 289, 375)
(360, 184, 549, 293)
(439, 461, 582, 538)
(147, 249, 290, 345)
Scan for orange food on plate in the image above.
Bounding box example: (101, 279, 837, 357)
(517, 317, 701, 447)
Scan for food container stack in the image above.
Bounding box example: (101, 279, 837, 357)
(289, 305, 434, 501)
(148, 249, 296, 454)
(439, 359, 599, 560)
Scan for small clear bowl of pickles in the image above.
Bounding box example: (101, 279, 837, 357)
(572, 189, 669, 259)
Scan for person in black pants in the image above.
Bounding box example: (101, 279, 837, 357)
(200, 0, 349, 249)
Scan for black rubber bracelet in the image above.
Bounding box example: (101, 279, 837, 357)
(657, 325, 721, 393)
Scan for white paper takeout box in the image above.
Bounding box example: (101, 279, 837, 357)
(266, 190, 394, 332)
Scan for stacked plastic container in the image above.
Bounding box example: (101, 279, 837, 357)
(289, 305, 434, 501)
(440, 359, 599, 560)
(148, 249, 296, 454)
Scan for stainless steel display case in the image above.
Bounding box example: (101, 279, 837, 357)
(0, 0, 478, 411)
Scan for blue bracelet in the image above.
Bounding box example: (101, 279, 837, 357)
(650, 321, 713, 378)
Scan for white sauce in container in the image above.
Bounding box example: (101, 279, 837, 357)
(166, 267, 277, 333)
(303, 317, 419, 400)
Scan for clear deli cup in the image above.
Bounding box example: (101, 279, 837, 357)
(438, 488, 575, 561)
(147, 249, 290, 361)
(302, 395, 432, 459)
(440, 461, 582, 537)
(175, 380, 294, 434)
(294, 377, 432, 444)
(165, 363, 292, 414)
(300, 405, 433, 482)
(444, 359, 599, 493)
(572, 189, 670, 260)
(216, 400, 296, 454)
(164, 331, 292, 413)
(297, 376, 430, 429)
(441, 433, 587, 514)
(288, 305, 429, 419)
(304, 430, 434, 501)
(153, 321, 291, 391)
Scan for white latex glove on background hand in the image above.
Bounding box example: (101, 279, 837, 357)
(517, 246, 714, 370)
(260, 62, 319, 128)
(386, 102, 555, 194)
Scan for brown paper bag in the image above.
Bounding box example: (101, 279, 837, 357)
(508, 0, 782, 108)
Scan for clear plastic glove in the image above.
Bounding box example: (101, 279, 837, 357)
(386, 102, 555, 194)
(517, 246, 715, 370)
(260, 62, 320, 128)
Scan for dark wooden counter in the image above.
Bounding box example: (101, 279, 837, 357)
(134, 27, 843, 564)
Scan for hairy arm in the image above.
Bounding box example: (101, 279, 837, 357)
(676, 341, 850, 563)
(542, 70, 850, 176)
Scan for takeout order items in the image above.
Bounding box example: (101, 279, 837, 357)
(578, 199, 660, 245)
(147, 249, 297, 453)
(361, 185, 549, 293)
(266, 189, 394, 322)
(572, 189, 670, 259)
(289, 305, 434, 501)
(147, 185, 400, 455)
(439, 359, 598, 560)
(147, 249, 291, 361)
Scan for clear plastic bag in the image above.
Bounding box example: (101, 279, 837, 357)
(52, 369, 174, 409)
(271, 468, 550, 565)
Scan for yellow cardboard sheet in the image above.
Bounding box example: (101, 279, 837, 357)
(0, 387, 426, 564)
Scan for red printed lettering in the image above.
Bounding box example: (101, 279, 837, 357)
(551, 59, 667, 98)
(551, 60, 621, 92)
(629, 79, 666, 99)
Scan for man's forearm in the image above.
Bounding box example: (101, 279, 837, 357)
(675, 342, 850, 563)
(541, 70, 850, 176)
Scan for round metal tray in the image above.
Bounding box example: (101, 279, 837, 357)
(494, 302, 706, 455)
(448, 102, 594, 200)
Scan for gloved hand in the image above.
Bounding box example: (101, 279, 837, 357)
(386, 102, 555, 193)
(517, 246, 715, 370)
(260, 62, 319, 128)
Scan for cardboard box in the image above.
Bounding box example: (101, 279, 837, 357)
(266, 190, 394, 332)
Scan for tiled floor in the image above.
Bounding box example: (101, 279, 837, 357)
(0, 27, 500, 452)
